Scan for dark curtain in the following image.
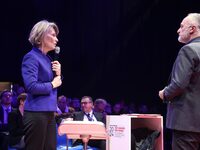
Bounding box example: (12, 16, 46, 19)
(1, 0, 200, 104)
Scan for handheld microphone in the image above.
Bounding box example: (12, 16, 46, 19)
(52, 46, 61, 77)
(54, 46, 60, 61)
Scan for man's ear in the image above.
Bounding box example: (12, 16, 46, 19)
(189, 26, 196, 34)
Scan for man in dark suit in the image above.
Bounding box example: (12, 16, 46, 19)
(72, 96, 106, 150)
(159, 13, 200, 150)
(0, 90, 13, 150)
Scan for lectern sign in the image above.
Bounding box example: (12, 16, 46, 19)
(108, 125, 125, 138)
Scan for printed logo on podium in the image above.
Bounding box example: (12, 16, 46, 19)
(108, 125, 125, 138)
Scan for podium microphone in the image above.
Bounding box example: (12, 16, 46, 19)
(54, 46, 60, 61)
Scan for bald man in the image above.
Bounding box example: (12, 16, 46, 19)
(159, 13, 200, 150)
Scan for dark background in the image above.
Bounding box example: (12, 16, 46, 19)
(1, 0, 200, 105)
(2, 1, 200, 148)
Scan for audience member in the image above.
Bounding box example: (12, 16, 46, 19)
(0, 90, 13, 150)
(94, 98, 107, 119)
(118, 99, 129, 113)
(11, 84, 25, 108)
(70, 98, 81, 112)
(112, 103, 122, 115)
(138, 104, 149, 114)
(55, 95, 75, 125)
(72, 96, 106, 150)
(127, 102, 137, 114)
(12, 84, 25, 96)
(8, 93, 27, 149)
(105, 103, 112, 115)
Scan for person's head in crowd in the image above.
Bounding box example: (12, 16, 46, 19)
(118, 99, 130, 114)
(81, 96, 94, 113)
(128, 102, 137, 113)
(57, 95, 70, 113)
(177, 13, 200, 44)
(70, 97, 81, 111)
(105, 103, 112, 115)
(16, 93, 27, 108)
(0, 90, 13, 106)
(11, 84, 25, 108)
(94, 98, 107, 113)
(138, 104, 149, 114)
(112, 103, 122, 115)
(16, 86, 25, 96)
(12, 84, 25, 96)
(118, 99, 125, 107)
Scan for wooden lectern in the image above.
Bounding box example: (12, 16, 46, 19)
(58, 120, 108, 150)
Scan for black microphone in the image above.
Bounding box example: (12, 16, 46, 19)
(54, 46, 60, 61)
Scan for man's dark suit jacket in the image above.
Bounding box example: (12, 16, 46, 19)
(0, 105, 10, 132)
(164, 37, 200, 132)
(8, 109, 24, 146)
(72, 111, 106, 150)
(73, 111, 106, 125)
(0, 105, 11, 150)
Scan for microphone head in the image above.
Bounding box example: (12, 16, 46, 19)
(55, 46, 60, 54)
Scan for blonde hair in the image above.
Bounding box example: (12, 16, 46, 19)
(28, 20, 59, 47)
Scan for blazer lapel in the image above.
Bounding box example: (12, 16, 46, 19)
(93, 112, 101, 121)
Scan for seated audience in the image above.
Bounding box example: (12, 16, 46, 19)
(8, 93, 27, 149)
(72, 96, 106, 150)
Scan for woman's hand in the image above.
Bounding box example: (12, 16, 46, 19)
(51, 75, 62, 88)
(52, 61, 61, 76)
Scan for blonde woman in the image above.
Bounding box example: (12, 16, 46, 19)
(22, 20, 62, 150)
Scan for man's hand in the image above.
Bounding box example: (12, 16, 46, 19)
(159, 89, 165, 100)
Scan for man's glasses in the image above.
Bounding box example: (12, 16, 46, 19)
(81, 101, 91, 105)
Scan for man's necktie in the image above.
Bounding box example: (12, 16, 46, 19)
(4, 108, 10, 124)
(5, 108, 10, 114)
(86, 113, 93, 121)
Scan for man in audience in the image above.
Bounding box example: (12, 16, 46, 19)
(57, 95, 73, 113)
(55, 95, 74, 125)
(70, 97, 81, 112)
(72, 96, 106, 150)
(94, 98, 107, 119)
(0, 90, 13, 150)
